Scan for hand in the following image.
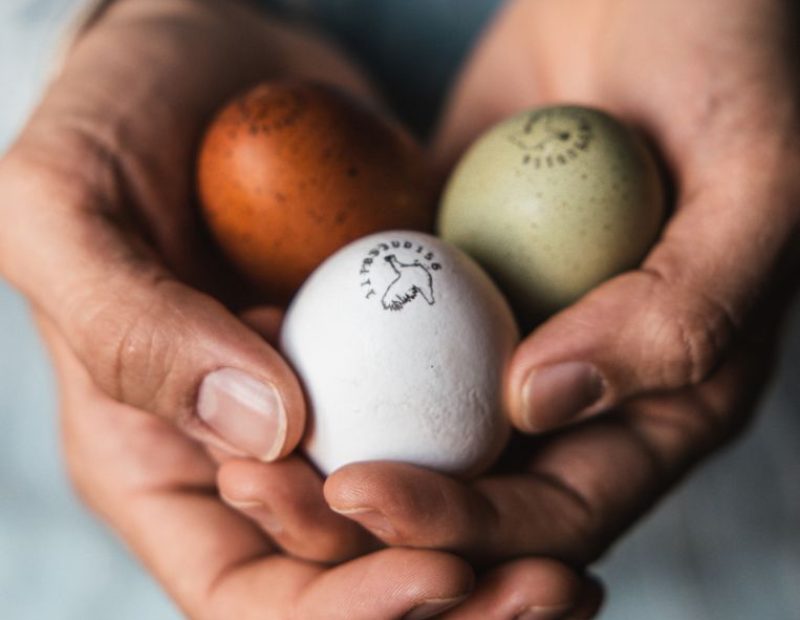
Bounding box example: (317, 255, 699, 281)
(309, 0, 800, 566)
(42, 311, 468, 620)
(43, 307, 603, 620)
(0, 0, 377, 461)
(216, 309, 605, 618)
(2, 1, 606, 614)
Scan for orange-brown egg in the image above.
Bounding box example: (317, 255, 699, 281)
(197, 81, 435, 303)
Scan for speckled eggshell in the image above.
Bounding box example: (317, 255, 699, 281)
(198, 81, 434, 304)
(439, 105, 664, 318)
(281, 231, 519, 477)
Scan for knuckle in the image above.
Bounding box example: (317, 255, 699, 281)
(665, 310, 719, 385)
(645, 283, 737, 388)
(545, 489, 605, 565)
(114, 303, 177, 411)
(78, 275, 180, 414)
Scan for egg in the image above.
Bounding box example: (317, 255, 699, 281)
(198, 81, 434, 303)
(281, 231, 518, 476)
(439, 105, 664, 320)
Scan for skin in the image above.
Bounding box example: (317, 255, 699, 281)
(41, 309, 602, 619)
(0, 0, 601, 617)
(218, 0, 800, 582)
(314, 0, 800, 565)
(3, 0, 797, 615)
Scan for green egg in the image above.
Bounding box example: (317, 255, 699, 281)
(438, 105, 665, 321)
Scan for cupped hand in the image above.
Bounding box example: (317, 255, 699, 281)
(40, 310, 470, 620)
(301, 0, 800, 566)
(0, 0, 379, 462)
(42, 305, 603, 620)
(219, 309, 605, 618)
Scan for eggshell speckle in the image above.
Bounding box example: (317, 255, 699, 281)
(281, 231, 518, 476)
(198, 81, 434, 303)
(439, 105, 664, 320)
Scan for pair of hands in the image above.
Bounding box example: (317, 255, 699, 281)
(2, 0, 798, 617)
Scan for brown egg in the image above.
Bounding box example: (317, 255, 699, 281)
(197, 81, 435, 303)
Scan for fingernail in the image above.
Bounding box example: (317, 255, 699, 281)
(403, 595, 469, 620)
(198, 368, 287, 461)
(222, 496, 283, 534)
(520, 362, 604, 431)
(331, 507, 395, 538)
(514, 605, 575, 620)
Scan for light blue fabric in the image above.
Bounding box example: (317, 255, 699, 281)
(1, 1, 798, 619)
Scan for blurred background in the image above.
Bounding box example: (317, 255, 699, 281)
(0, 1, 798, 618)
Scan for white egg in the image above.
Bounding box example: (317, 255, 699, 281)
(281, 230, 519, 476)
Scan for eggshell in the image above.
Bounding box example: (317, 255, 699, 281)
(198, 81, 434, 303)
(281, 231, 518, 476)
(439, 105, 664, 320)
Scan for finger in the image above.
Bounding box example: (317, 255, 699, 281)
(443, 560, 603, 620)
(504, 167, 800, 432)
(218, 456, 378, 564)
(44, 311, 272, 614)
(47, 316, 474, 620)
(327, 334, 774, 565)
(326, 436, 652, 565)
(326, 461, 494, 558)
(0, 160, 305, 461)
(239, 306, 284, 345)
(198, 307, 289, 465)
(565, 577, 604, 620)
(83, 420, 474, 619)
(291, 548, 474, 620)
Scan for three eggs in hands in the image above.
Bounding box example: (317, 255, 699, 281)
(197, 82, 664, 476)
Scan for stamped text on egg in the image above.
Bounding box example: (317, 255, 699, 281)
(508, 109, 594, 168)
(358, 239, 441, 311)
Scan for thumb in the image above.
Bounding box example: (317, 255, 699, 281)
(0, 160, 305, 462)
(505, 168, 799, 432)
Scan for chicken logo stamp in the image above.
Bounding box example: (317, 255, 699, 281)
(358, 239, 441, 311)
(508, 109, 594, 168)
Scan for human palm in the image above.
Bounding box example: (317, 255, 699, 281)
(316, 0, 800, 566)
(5, 0, 798, 615)
(42, 314, 482, 620)
(1, 0, 606, 617)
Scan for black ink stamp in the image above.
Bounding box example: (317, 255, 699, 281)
(358, 238, 441, 311)
(508, 109, 594, 168)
